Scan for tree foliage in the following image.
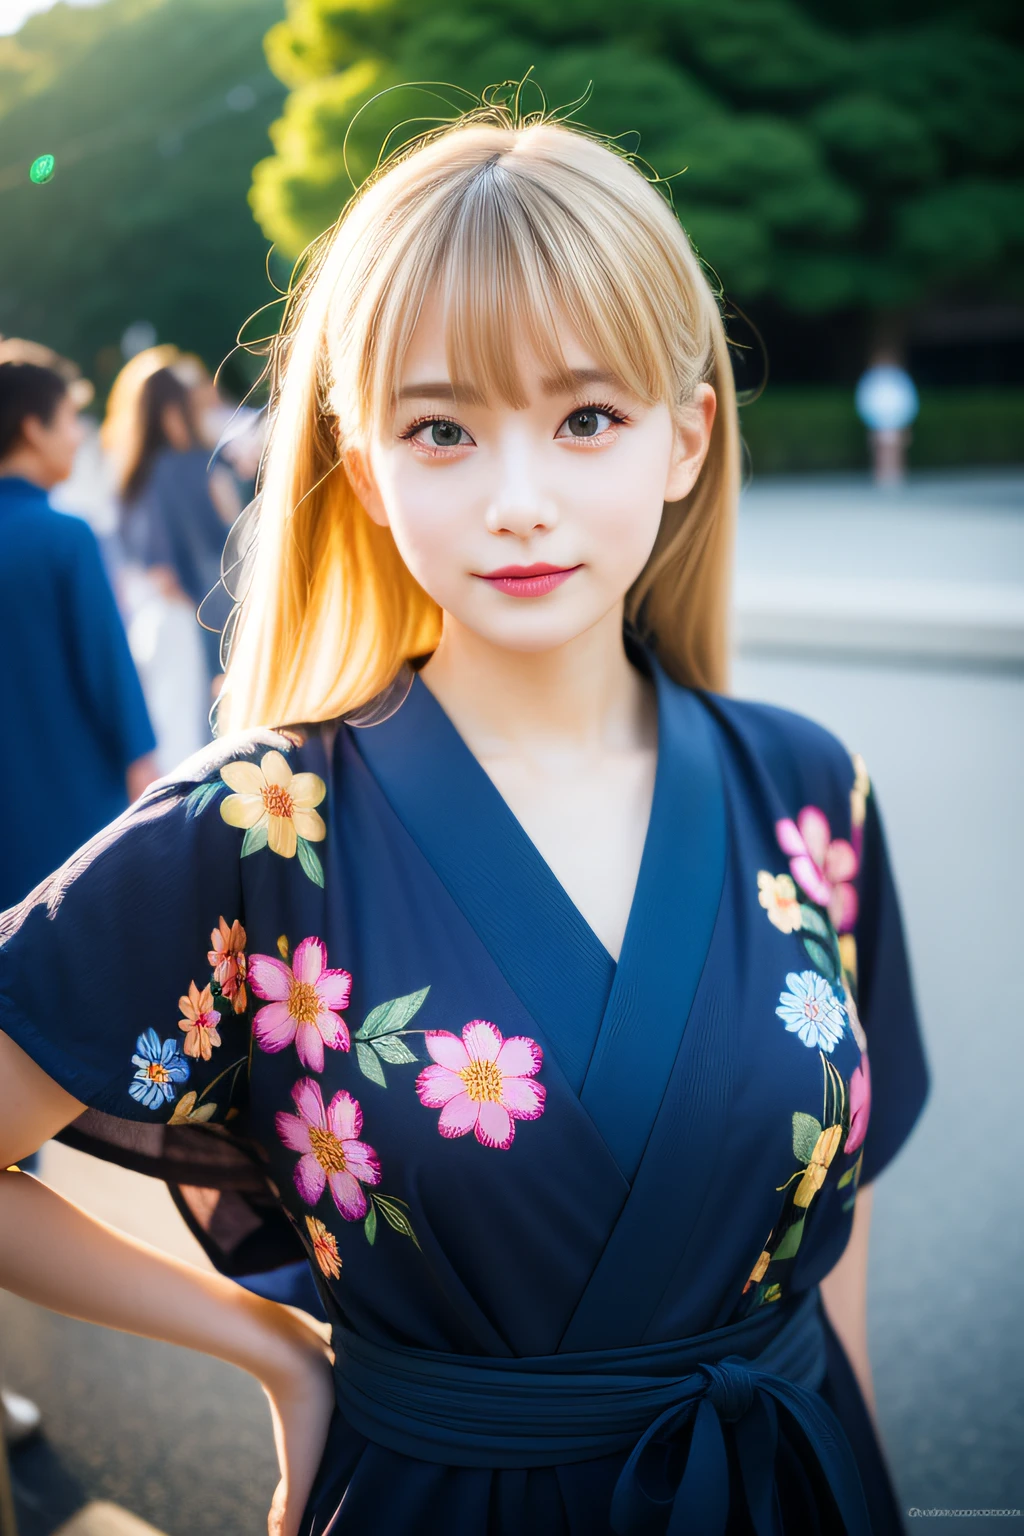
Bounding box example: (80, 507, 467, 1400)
(250, 0, 1024, 316)
(0, 0, 287, 392)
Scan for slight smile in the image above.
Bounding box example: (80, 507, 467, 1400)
(474, 563, 583, 597)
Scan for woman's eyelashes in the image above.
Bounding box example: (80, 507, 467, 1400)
(555, 402, 630, 444)
(399, 402, 632, 456)
(400, 416, 475, 454)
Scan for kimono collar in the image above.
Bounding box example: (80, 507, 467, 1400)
(349, 645, 726, 1182)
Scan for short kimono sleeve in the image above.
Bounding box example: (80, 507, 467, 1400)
(845, 761, 931, 1187)
(0, 773, 249, 1129)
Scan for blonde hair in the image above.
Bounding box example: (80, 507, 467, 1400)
(219, 106, 739, 732)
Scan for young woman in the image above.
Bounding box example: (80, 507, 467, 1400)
(106, 350, 243, 693)
(0, 105, 929, 1536)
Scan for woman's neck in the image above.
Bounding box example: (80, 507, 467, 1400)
(418, 605, 655, 761)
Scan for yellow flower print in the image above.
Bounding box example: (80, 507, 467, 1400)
(850, 753, 870, 832)
(757, 871, 802, 934)
(306, 1215, 342, 1279)
(168, 1090, 218, 1126)
(839, 933, 858, 992)
(220, 751, 326, 860)
(745, 1248, 771, 1291)
(793, 1121, 844, 1207)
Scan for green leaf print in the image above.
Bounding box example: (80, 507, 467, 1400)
(356, 988, 430, 1040)
(371, 1036, 419, 1066)
(241, 821, 269, 857)
(792, 1111, 822, 1163)
(798, 905, 830, 939)
(773, 1216, 806, 1261)
(185, 780, 223, 819)
(296, 836, 325, 888)
(356, 1041, 387, 1088)
(802, 936, 839, 982)
(373, 1195, 420, 1248)
(364, 1204, 378, 1245)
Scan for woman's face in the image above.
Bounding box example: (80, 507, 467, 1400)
(354, 295, 715, 656)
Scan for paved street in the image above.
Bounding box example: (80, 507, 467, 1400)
(5, 470, 1023, 1534)
(734, 471, 1024, 1531)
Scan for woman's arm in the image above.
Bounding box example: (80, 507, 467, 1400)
(0, 1031, 333, 1536)
(819, 1184, 877, 1423)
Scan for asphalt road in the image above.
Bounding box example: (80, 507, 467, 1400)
(734, 471, 1024, 1532)
(5, 470, 1022, 1535)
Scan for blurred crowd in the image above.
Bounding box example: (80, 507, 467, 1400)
(0, 336, 264, 914)
(66, 343, 263, 769)
(0, 339, 319, 1485)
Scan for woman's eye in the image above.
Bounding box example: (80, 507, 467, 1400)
(559, 408, 616, 440)
(411, 419, 468, 449)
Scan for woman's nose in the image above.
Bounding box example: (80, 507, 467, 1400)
(484, 442, 558, 537)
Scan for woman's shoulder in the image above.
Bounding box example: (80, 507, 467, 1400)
(166, 723, 324, 789)
(698, 688, 861, 819)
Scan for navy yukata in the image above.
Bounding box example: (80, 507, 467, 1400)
(0, 474, 155, 909)
(0, 642, 930, 1535)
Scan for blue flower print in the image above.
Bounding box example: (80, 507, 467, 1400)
(775, 971, 848, 1053)
(129, 1028, 190, 1110)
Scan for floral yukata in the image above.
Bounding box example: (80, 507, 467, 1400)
(0, 646, 929, 1536)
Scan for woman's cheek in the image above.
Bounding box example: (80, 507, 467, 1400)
(387, 491, 467, 595)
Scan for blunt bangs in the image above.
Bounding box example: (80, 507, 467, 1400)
(340, 126, 689, 441)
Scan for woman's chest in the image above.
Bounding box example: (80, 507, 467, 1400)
(477, 745, 657, 963)
(234, 779, 868, 1346)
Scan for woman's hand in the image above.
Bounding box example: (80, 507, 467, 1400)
(0, 1108, 339, 1536)
(262, 1308, 336, 1536)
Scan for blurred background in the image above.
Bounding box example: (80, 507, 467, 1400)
(0, 1, 1021, 1533)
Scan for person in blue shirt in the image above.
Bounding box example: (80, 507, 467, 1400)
(0, 350, 158, 911)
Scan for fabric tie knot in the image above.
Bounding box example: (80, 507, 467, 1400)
(700, 1356, 757, 1422)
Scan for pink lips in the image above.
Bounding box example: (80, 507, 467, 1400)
(476, 562, 582, 597)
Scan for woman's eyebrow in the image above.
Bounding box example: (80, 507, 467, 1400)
(394, 367, 624, 407)
(395, 380, 486, 404)
(541, 367, 622, 395)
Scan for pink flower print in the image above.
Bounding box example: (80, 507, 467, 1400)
(776, 806, 859, 932)
(248, 936, 352, 1072)
(845, 1054, 872, 1156)
(416, 1020, 546, 1150)
(276, 1078, 381, 1220)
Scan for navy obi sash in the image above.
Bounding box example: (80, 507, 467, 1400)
(331, 1287, 873, 1534)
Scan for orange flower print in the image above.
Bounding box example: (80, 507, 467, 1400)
(178, 981, 222, 1061)
(306, 1215, 341, 1279)
(209, 917, 248, 1014)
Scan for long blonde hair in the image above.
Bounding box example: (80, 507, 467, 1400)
(218, 105, 739, 732)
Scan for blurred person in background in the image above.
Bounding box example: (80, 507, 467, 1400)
(0, 343, 157, 1449)
(102, 347, 246, 767)
(0, 345, 158, 912)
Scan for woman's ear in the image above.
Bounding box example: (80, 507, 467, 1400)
(664, 383, 717, 504)
(344, 447, 389, 527)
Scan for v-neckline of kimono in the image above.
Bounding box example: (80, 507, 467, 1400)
(348, 646, 727, 1183)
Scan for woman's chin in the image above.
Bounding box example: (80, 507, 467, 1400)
(446, 604, 622, 657)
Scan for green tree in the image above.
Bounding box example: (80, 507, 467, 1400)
(0, 0, 287, 393)
(250, 0, 1024, 341)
